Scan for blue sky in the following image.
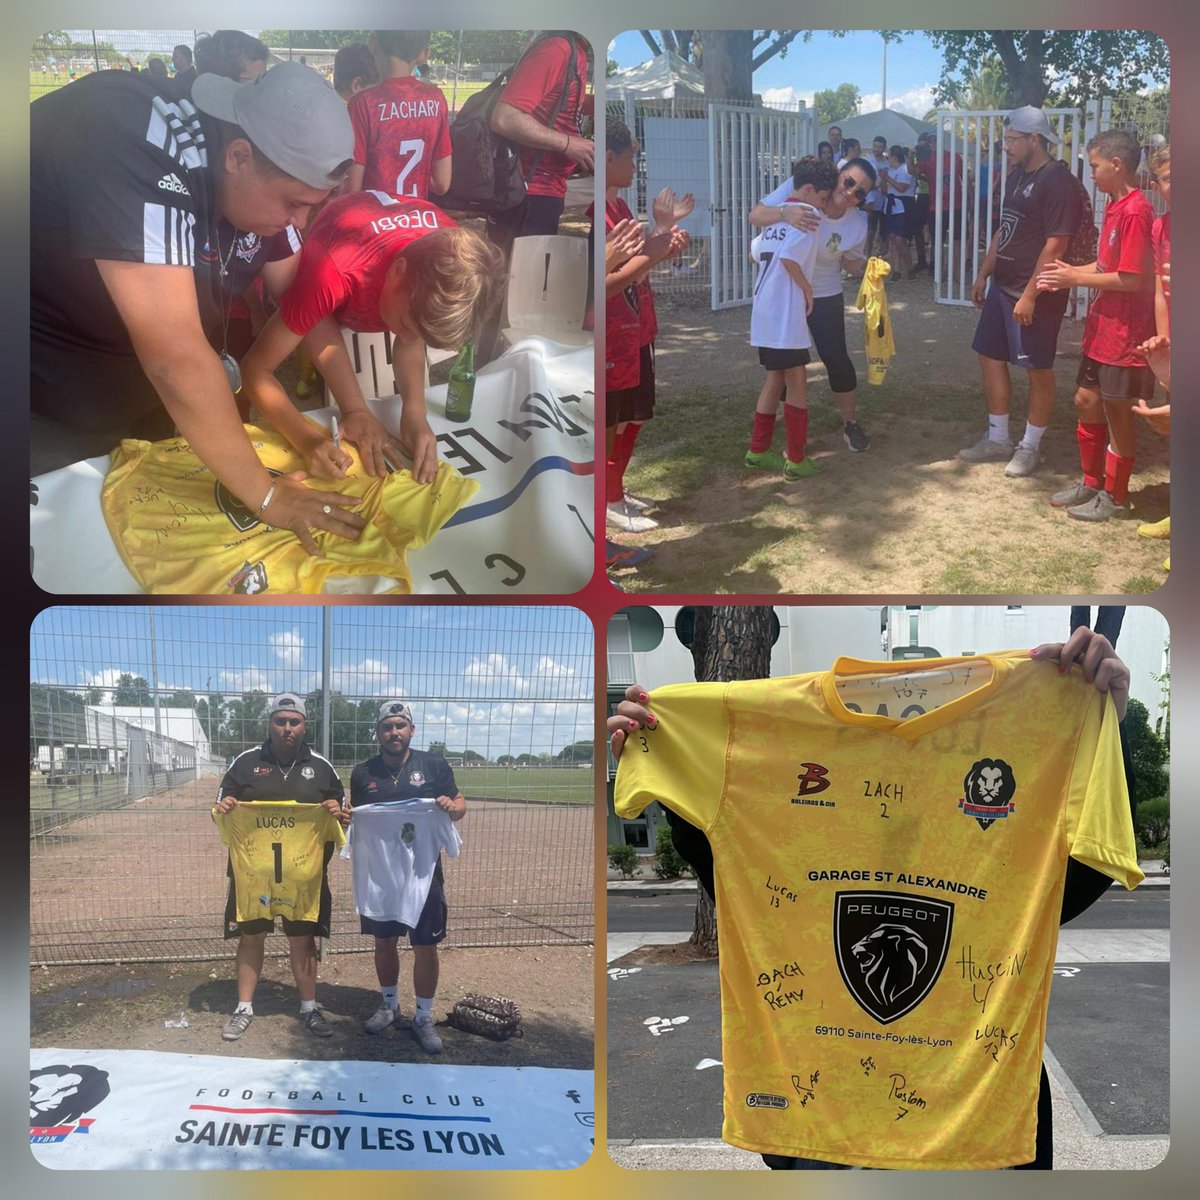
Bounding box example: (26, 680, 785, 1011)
(31, 607, 593, 757)
(610, 30, 956, 117)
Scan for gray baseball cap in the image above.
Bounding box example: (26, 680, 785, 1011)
(1004, 105, 1059, 145)
(269, 693, 307, 718)
(192, 62, 353, 190)
(376, 700, 414, 726)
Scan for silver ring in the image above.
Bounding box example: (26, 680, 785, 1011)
(322, 504, 332, 515)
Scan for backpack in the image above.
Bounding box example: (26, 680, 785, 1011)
(1057, 161, 1098, 266)
(448, 994, 524, 1041)
(440, 33, 581, 216)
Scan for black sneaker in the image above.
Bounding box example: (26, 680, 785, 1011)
(843, 421, 870, 452)
(299, 1007, 333, 1037)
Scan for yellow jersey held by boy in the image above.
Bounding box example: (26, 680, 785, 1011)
(216, 801, 346, 926)
(614, 651, 1141, 1169)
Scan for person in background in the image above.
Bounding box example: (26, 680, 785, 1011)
(334, 43, 381, 102)
(194, 30, 269, 86)
(170, 43, 196, 98)
(816, 140, 834, 162)
(883, 144, 914, 280)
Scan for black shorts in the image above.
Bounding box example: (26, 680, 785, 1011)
(360, 882, 448, 946)
(972, 285, 1069, 371)
(758, 346, 811, 371)
(607, 344, 656, 426)
(1076, 355, 1156, 403)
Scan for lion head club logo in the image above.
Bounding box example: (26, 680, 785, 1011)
(216, 470, 282, 533)
(30, 1064, 110, 1143)
(401, 822, 417, 845)
(234, 232, 262, 263)
(959, 758, 1017, 829)
(409, 771, 425, 788)
(834, 891, 954, 1024)
(228, 560, 269, 595)
(300, 765, 315, 780)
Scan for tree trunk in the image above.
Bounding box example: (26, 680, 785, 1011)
(702, 30, 754, 102)
(688, 606, 775, 954)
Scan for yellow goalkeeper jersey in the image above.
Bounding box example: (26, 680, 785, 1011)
(855, 257, 895, 385)
(100, 425, 479, 594)
(216, 801, 346, 925)
(614, 651, 1141, 1169)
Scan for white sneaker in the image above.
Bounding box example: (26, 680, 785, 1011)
(411, 1018, 443, 1054)
(622, 492, 654, 511)
(1004, 442, 1041, 477)
(606, 501, 658, 533)
(958, 432, 1013, 463)
(364, 1005, 397, 1034)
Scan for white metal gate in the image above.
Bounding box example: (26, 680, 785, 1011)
(709, 103, 814, 309)
(933, 103, 1103, 320)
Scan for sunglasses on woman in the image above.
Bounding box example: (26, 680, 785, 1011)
(841, 176, 868, 203)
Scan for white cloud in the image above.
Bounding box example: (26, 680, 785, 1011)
(761, 85, 814, 110)
(219, 667, 274, 694)
(329, 658, 402, 695)
(269, 628, 304, 667)
(77, 667, 126, 703)
(860, 83, 937, 120)
(462, 653, 529, 695)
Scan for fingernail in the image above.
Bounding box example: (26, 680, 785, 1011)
(646, 712, 656, 724)
(628, 720, 639, 730)
(638, 692, 648, 703)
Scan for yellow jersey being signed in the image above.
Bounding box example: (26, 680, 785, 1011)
(614, 651, 1141, 1169)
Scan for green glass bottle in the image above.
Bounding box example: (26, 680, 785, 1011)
(444, 342, 476, 423)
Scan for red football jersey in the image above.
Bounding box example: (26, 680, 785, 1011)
(279, 191, 456, 336)
(1152, 210, 1170, 326)
(348, 76, 452, 200)
(1082, 188, 1156, 368)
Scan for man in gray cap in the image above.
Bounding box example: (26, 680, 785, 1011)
(348, 700, 466, 1054)
(212, 693, 347, 1041)
(959, 105, 1083, 477)
(31, 62, 365, 554)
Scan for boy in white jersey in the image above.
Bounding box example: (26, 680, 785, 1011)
(744, 157, 839, 480)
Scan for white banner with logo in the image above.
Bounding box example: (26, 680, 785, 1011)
(30, 1049, 594, 1169)
(29, 336, 594, 595)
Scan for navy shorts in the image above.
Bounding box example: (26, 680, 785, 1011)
(1076, 355, 1156, 403)
(361, 882, 448, 946)
(884, 208, 909, 239)
(971, 285, 1069, 370)
(758, 346, 811, 371)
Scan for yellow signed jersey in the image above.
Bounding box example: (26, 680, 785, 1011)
(216, 801, 346, 925)
(854, 257, 895, 385)
(615, 652, 1141, 1169)
(101, 425, 479, 594)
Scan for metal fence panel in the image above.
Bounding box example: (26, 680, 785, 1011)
(30, 606, 594, 965)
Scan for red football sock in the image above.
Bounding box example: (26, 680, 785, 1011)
(607, 423, 642, 502)
(1104, 448, 1135, 504)
(1076, 422, 1108, 489)
(749, 412, 777, 453)
(783, 405, 809, 463)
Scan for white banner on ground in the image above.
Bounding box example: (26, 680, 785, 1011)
(29, 336, 594, 595)
(30, 1048, 594, 1170)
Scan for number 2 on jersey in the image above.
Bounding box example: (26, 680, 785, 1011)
(395, 139, 425, 198)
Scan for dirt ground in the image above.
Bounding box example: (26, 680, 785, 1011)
(613, 280, 1170, 595)
(30, 944, 594, 1069)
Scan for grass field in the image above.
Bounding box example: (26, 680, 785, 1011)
(30, 72, 490, 107)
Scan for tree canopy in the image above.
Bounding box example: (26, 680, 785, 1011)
(814, 83, 861, 124)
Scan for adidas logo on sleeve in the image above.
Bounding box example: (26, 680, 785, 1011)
(157, 173, 190, 195)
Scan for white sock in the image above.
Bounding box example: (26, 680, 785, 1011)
(234, 1002, 253, 1015)
(381, 986, 399, 1010)
(1021, 422, 1047, 449)
(415, 996, 434, 1024)
(299, 999, 316, 1013)
(988, 413, 1010, 443)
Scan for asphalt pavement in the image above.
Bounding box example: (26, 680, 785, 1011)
(607, 879, 1169, 1170)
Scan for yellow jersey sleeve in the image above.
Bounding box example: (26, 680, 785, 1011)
(613, 682, 731, 833)
(216, 801, 346, 924)
(1065, 691, 1144, 889)
(101, 425, 479, 594)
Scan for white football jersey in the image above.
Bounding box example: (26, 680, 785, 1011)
(749, 219, 818, 351)
(345, 798, 462, 926)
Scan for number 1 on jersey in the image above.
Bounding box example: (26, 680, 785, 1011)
(271, 842, 283, 884)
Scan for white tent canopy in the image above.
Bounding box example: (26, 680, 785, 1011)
(824, 107, 936, 149)
(608, 52, 704, 100)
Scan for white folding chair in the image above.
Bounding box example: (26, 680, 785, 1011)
(501, 234, 591, 347)
(324, 329, 443, 406)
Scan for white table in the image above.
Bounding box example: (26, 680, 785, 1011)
(30, 336, 595, 595)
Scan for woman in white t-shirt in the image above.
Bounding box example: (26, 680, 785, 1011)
(883, 144, 914, 280)
(749, 156, 878, 452)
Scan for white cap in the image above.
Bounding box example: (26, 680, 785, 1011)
(1004, 106, 1059, 145)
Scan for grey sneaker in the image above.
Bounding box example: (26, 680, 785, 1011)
(1004, 442, 1041, 477)
(622, 492, 654, 511)
(222, 1011, 253, 1041)
(299, 1007, 333, 1038)
(1049, 478, 1099, 509)
(411, 1018, 443, 1054)
(606, 500, 658, 533)
(1067, 490, 1126, 522)
(843, 421, 870, 452)
(958, 433, 1012, 463)
(364, 1005, 397, 1034)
